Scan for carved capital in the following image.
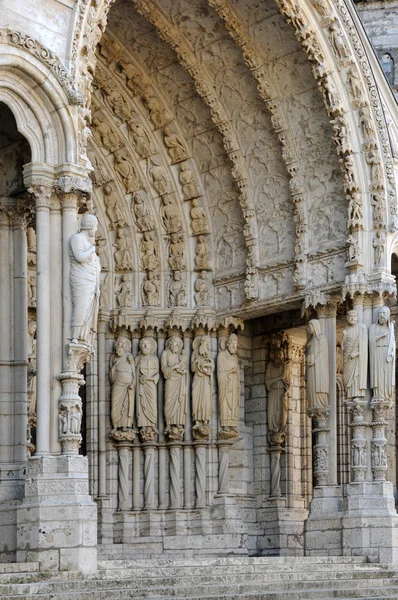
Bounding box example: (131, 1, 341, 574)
(28, 185, 52, 209)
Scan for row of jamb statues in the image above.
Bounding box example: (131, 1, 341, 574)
(109, 331, 241, 444)
(307, 306, 395, 411)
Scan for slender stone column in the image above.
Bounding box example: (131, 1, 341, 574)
(169, 443, 182, 509)
(0, 208, 12, 464)
(27, 185, 52, 455)
(143, 442, 156, 509)
(132, 443, 141, 511)
(97, 316, 109, 498)
(194, 442, 207, 508)
(183, 332, 193, 508)
(157, 331, 167, 509)
(326, 302, 338, 485)
(215, 440, 235, 495)
(117, 442, 132, 511)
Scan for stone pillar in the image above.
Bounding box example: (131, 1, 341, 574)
(183, 331, 194, 509)
(169, 443, 182, 509)
(326, 302, 338, 485)
(143, 442, 156, 509)
(17, 167, 97, 574)
(97, 315, 109, 499)
(157, 331, 167, 510)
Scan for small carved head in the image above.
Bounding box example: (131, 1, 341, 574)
(346, 310, 358, 326)
(378, 306, 390, 325)
(227, 333, 238, 355)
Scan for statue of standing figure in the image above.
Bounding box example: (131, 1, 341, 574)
(192, 335, 214, 439)
(218, 333, 240, 439)
(306, 319, 329, 413)
(162, 336, 188, 441)
(342, 310, 367, 400)
(369, 306, 395, 401)
(136, 337, 159, 442)
(70, 214, 101, 345)
(109, 334, 135, 433)
(265, 339, 289, 446)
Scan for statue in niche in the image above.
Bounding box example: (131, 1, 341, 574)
(148, 161, 169, 196)
(218, 333, 240, 439)
(347, 234, 361, 263)
(347, 192, 362, 227)
(113, 229, 133, 271)
(371, 193, 386, 225)
(127, 118, 154, 159)
(114, 152, 141, 194)
(132, 191, 154, 232)
(342, 310, 367, 401)
(116, 274, 132, 308)
(168, 233, 185, 271)
(194, 271, 210, 306)
(347, 67, 364, 103)
(136, 337, 159, 442)
(103, 184, 127, 229)
(160, 195, 182, 234)
(162, 336, 187, 441)
(96, 236, 109, 272)
(169, 271, 187, 307)
(369, 306, 396, 402)
(140, 231, 159, 271)
(310, 0, 331, 17)
(109, 334, 135, 432)
(142, 91, 171, 129)
(190, 199, 209, 236)
(265, 339, 289, 447)
(306, 319, 329, 413)
(88, 156, 109, 188)
(329, 24, 350, 62)
(69, 404, 82, 434)
(360, 107, 376, 141)
(190, 335, 213, 440)
(27, 319, 37, 418)
(27, 268, 36, 307)
(118, 58, 147, 95)
(179, 162, 200, 200)
(163, 125, 188, 164)
(373, 230, 386, 267)
(92, 114, 121, 152)
(194, 235, 211, 271)
(103, 88, 131, 123)
(142, 271, 160, 306)
(70, 214, 101, 345)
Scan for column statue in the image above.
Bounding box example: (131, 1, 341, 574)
(162, 335, 188, 441)
(265, 340, 289, 446)
(136, 337, 159, 442)
(70, 214, 101, 345)
(369, 306, 395, 401)
(109, 334, 135, 438)
(306, 319, 329, 412)
(342, 310, 368, 400)
(192, 335, 214, 439)
(218, 333, 240, 439)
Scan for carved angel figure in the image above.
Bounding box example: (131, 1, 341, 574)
(179, 162, 200, 200)
(142, 91, 171, 129)
(192, 335, 214, 435)
(218, 333, 240, 438)
(113, 229, 133, 271)
(103, 88, 131, 123)
(127, 119, 153, 159)
(369, 306, 395, 401)
(136, 337, 159, 441)
(110, 334, 135, 430)
(162, 336, 187, 440)
(92, 114, 121, 152)
(114, 152, 141, 194)
(118, 58, 147, 94)
(163, 125, 188, 163)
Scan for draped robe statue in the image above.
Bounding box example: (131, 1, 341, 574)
(369, 306, 396, 402)
(218, 333, 240, 439)
(265, 342, 289, 446)
(136, 337, 159, 441)
(162, 336, 187, 440)
(109, 335, 135, 431)
(342, 310, 368, 400)
(70, 214, 101, 345)
(306, 319, 329, 412)
(192, 335, 214, 438)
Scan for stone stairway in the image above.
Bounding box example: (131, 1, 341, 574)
(1, 556, 398, 600)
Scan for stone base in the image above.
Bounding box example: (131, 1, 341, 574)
(0, 467, 25, 562)
(257, 499, 308, 556)
(342, 481, 398, 563)
(305, 485, 343, 556)
(16, 455, 97, 573)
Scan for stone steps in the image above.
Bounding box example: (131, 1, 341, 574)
(0, 557, 397, 600)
